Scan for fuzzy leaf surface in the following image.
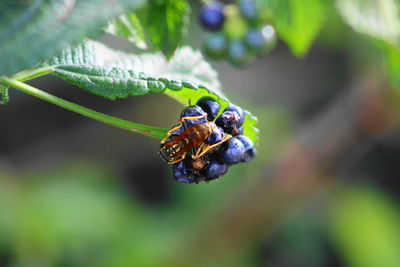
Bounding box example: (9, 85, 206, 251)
(336, 0, 400, 89)
(43, 40, 259, 144)
(0, 0, 144, 76)
(336, 0, 400, 45)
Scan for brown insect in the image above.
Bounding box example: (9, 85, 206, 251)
(158, 114, 229, 164)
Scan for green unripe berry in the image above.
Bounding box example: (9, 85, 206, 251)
(223, 4, 248, 40)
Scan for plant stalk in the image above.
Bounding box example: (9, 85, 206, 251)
(0, 76, 167, 139)
(11, 66, 53, 82)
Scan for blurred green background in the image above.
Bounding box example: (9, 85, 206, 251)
(1, 1, 400, 267)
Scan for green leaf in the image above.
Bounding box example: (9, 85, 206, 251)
(336, 0, 400, 46)
(43, 40, 259, 144)
(259, 0, 327, 56)
(106, 0, 191, 57)
(383, 44, 400, 88)
(106, 12, 147, 50)
(0, 0, 145, 76)
(138, 0, 191, 58)
(44, 40, 222, 94)
(0, 85, 9, 105)
(335, 0, 400, 89)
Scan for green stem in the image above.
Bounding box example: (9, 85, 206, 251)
(11, 66, 53, 82)
(0, 76, 168, 139)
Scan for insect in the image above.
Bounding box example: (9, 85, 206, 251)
(158, 114, 229, 164)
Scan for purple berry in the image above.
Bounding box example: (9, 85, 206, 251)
(180, 105, 207, 127)
(225, 104, 245, 127)
(181, 105, 206, 118)
(173, 161, 199, 184)
(218, 137, 246, 164)
(197, 97, 221, 121)
(236, 135, 255, 162)
(216, 111, 239, 128)
(205, 126, 225, 144)
(226, 125, 244, 136)
(203, 157, 228, 180)
(215, 110, 243, 135)
(199, 2, 225, 32)
(236, 126, 244, 136)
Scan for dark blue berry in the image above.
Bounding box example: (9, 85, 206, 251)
(203, 33, 227, 59)
(218, 137, 245, 164)
(197, 97, 221, 121)
(228, 40, 254, 66)
(236, 135, 255, 162)
(216, 111, 239, 128)
(227, 126, 244, 136)
(180, 105, 205, 118)
(205, 126, 224, 144)
(199, 2, 225, 32)
(239, 0, 258, 23)
(202, 157, 228, 180)
(225, 104, 245, 127)
(215, 111, 242, 135)
(173, 161, 198, 184)
(180, 105, 207, 127)
(227, 126, 241, 136)
(236, 126, 244, 136)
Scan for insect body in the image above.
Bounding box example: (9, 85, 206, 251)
(159, 118, 228, 164)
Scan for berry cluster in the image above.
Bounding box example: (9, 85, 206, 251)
(200, 0, 276, 66)
(162, 97, 256, 184)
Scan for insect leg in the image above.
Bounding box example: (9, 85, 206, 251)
(167, 125, 183, 134)
(168, 153, 187, 165)
(192, 143, 206, 158)
(192, 137, 230, 159)
(161, 135, 173, 145)
(161, 125, 184, 145)
(161, 136, 170, 145)
(180, 114, 207, 124)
